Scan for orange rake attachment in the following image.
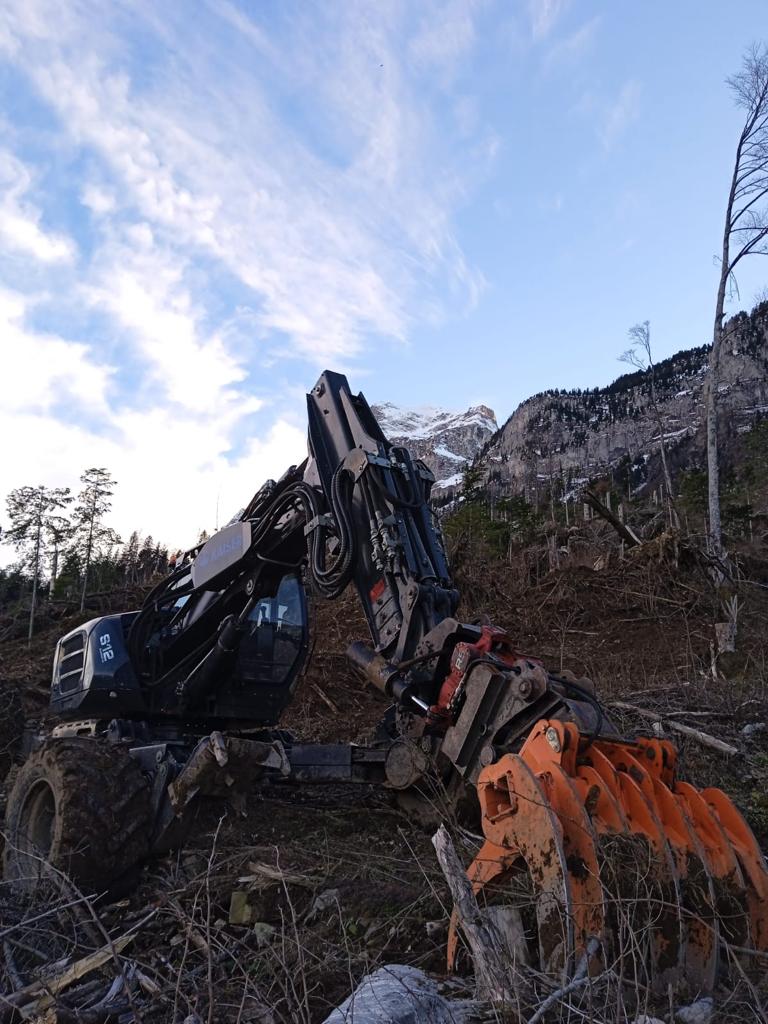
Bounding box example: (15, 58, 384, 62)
(447, 719, 768, 995)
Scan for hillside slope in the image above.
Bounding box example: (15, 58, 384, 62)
(480, 303, 768, 500)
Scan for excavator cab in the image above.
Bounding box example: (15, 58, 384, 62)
(218, 571, 310, 722)
(236, 573, 307, 686)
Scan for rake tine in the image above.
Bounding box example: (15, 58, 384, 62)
(676, 782, 752, 954)
(703, 788, 768, 952)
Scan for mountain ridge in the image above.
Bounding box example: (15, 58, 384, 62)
(371, 401, 498, 488)
(477, 303, 768, 501)
(373, 302, 768, 502)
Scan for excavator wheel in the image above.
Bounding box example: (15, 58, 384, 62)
(448, 719, 768, 996)
(3, 737, 151, 894)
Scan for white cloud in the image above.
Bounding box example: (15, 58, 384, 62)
(0, 404, 307, 557)
(104, 408, 306, 545)
(80, 183, 116, 215)
(83, 228, 257, 416)
(0, 1, 487, 366)
(0, 1, 492, 556)
(0, 286, 111, 413)
(0, 150, 76, 263)
(207, 0, 275, 58)
(0, 282, 299, 557)
(0, 281, 306, 553)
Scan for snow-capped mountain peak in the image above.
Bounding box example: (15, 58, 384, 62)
(371, 401, 498, 488)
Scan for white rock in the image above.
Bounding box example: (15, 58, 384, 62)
(676, 997, 714, 1024)
(322, 964, 477, 1023)
(741, 722, 766, 738)
(307, 888, 341, 921)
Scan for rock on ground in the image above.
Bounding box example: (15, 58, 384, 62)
(322, 964, 476, 1024)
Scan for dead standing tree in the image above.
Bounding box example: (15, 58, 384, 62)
(707, 44, 768, 565)
(620, 320, 680, 530)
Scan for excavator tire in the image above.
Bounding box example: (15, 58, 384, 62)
(3, 737, 151, 894)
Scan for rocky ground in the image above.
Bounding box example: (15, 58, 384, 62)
(1, 526, 768, 1022)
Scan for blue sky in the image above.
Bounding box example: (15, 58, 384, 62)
(1, 0, 766, 550)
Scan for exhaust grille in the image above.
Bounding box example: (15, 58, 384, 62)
(57, 632, 86, 693)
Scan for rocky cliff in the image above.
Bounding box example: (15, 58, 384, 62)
(371, 402, 498, 488)
(480, 304, 768, 499)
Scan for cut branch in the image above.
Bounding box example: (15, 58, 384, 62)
(583, 489, 642, 546)
(432, 824, 520, 1004)
(609, 701, 739, 755)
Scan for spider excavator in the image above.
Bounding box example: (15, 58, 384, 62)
(4, 370, 767, 995)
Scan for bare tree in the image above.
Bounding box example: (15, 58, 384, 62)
(620, 321, 680, 530)
(707, 44, 768, 561)
(4, 485, 72, 642)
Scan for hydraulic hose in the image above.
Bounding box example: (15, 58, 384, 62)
(547, 673, 604, 742)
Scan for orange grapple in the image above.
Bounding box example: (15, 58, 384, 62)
(448, 718, 768, 994)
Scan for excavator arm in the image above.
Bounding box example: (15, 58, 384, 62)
(115, 369, 465, 723)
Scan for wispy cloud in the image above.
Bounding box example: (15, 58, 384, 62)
(410, 0, 477, 73)
(0, 0, 492, 547)
(0, 150, 76, 263)
(599, 79, 642, 150)
(3, 1, 487, 363)
(83, 224, 257, 417)
(541, 16, 600, 72)
(529, 0, 569, 40)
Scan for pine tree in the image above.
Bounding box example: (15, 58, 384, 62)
(73, 468, 119, 612)
(137, 535, 156, 582)
(46, 514, 73, 596)
(121, 530, 141, 584)
(4, 485, 72, 641)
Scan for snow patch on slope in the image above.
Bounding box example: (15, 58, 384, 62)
(372, 400, 498, 490)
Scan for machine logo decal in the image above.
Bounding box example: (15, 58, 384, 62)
(98, 632, 115, 663)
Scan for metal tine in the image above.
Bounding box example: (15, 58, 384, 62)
(477, 752, 576, 980)
(639, 740, 754, 967)
(546, 764, 606, 972)
(702, 788, 768, 952)
(587, 744, 684, 994)
(638, 738, 678, 786)
(675, 782, 752, 954)
(513, 722, 606, 974)
(568, 760, 628, 973)
(649, 775, 719, 992)
(600, 743, 692, 988)
(502, 757, 574, 980)
(572, 762, 630, 831)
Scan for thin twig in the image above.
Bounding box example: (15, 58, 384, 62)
(527, 938, 602, 1024)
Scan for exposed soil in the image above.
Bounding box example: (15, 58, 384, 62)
(2, 538, 768, 1020)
